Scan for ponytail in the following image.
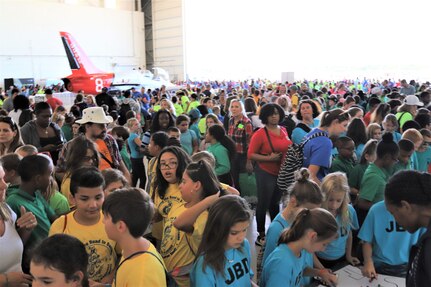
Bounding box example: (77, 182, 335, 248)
(208, 125, 237, 159)
(278, 208, 338, 245)
(319, 108, 349, 128)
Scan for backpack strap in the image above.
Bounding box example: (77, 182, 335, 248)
(296, 123, 312, 133)
(397, 112, 408, 128)
(300, 131, 328, 147)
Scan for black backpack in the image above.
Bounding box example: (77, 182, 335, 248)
(280, 114, 296, 138)
(118, 102, 131, 125)
(277, 131, 327, 195)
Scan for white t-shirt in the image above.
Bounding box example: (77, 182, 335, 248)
(0, 204, 23, 273)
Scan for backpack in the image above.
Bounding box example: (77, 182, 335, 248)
(276, 131, 327, 196)
(280, 114, 296, 138)
(118, 102, 131, 126)
(114, 250, 178, 287)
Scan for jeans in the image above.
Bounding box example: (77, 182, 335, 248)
(255, 164, 281, 234)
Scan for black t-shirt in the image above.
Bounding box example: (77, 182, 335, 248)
(407, 220, 431, 287)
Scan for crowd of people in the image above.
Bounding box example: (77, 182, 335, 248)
(0, 77, 430, 287)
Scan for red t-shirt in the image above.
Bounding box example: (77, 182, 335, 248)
(248, 127, 292, 175)
(46, 97, 64, 111)
(363, 111, 372, 126)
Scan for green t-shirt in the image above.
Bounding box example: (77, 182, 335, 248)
(61, 124, 73, 142)
(396, 112, 413, 131)
(359, 163, 390, 204)
(329, 155, 355, 176)
(187, 101, 199, 113)
(390, 160, 412, 176)
(49, 191, 70, 216)
(207, 142, 231, 176)
(174, 103, 184, 116)
(120, 145, 132, 172)
(181, 95, 190, 111)
(417, 146, 431, 172)
(348, 163, 369, 190)
(6, 189, 55, 251)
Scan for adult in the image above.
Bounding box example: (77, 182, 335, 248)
(227, 99, 253, 193)
(0, 164, 34, 286)
(303, 109, 350, 185)
(1, 88, 18, 113)
(291, 100, 320, 144)
(9, 95, 33, 127)
(396, 95, 423, 131)
(95, 87, 117, 112)
(400, 79, 416, 96)
(44, 89, 63, 112)
(0, 116, 23, 156)
(248, 103, 292, 246)
(21, 102, 66, 165)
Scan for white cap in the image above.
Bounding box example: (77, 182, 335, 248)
(404, 95, 424, 106)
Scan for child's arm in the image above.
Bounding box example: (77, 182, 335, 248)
(304, 267, 338, 286)
(173, 191, 220, 233)
(192, 138, 199, 154)
(346, 231, 360, 266)
(361, 242, 377, 279)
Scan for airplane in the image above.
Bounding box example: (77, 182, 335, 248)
(60, 31, 179, 95)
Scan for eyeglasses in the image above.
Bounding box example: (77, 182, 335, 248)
(160, 161, 178, 170)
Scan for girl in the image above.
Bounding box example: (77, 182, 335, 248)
(248, 103, 292, 245)
(385, 170, 431, 286)
(176, 114, 199, 155)
(126, 117, 146, 189)
(30, 234, 89, 287)
(206, 125, 236, 185)
(111, 126, 132, 173)
(317, 172, 360, 268)
(190, 195, 256, 287)
(348, 139, 378, 203)
(146, 131, 169, 193)
(101, 168, 128, 196)
(260, 208, 338, 287)
(382, 114, 402, 142)
(367, 123, 382, 141)
(174, 160, 225, 255)
(259, 168, 323, 284)
(199, 113, 222, 151)
(370, 103, 391, 126)
(152, 146, 192, 286)
(303, 108, 350, 185)
(141, 110, 175, 147)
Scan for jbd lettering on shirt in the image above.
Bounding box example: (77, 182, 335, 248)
(385, 221, 406, 233)
(225, 258, 250, 285)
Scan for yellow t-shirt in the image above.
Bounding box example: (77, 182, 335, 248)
(186, 210, 208, 255)
(49, 211, 119, 282)
(113, 243, 166, 287)
(60, 173, 74, 208)
(153, 184, 194, 286)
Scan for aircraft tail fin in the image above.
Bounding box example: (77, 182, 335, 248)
(59, 31, 104, 75)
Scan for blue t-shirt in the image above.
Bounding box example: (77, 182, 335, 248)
(261, 244, 310, 287)
(303, 128, 331, 180)
(411, 151, 419, 171)
(262, 213, 290, 264)
(191, 239, 254, 287)
(355, 143, 365, 160)
(358, 201, 424, 266)
(317, 205, 359, 260)
(417, 146, 431, 172)
(127, 132, 144, 159)
(291, 119, 320, 144)
(180, 129, 198, 155)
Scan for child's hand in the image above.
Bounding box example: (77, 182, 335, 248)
(319, 269, 338, 286)
(346, 255, 360, 266)
(204, 191, 220, 206)
(361, 261, 377, 280)
(16, 206, 37, 231)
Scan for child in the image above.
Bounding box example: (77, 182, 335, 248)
(329, 136, 356, 176)
(367, 123, 382, 140)
(146, 131, 169, 193)
(348, 139, 378, 203)
(359, 198, 424, 278)
(6, 154, 57, 272)
(167, 126, 181, 140)
(384, 170, 431, 285)
(206, 125, 236, 185)
(402, 128, 424, 171)
(357, 133, 399, 218)
(416, 129, 431, 172)
(382, 114, 402, 142)
(0, 153, 21, 196)
(126, 117, 146, 189)
(103, 188, 167, 286)
(260, 208, 338, 287)
(317, 172, 360, 268)
(30, 234, 90, 287)
(50, 166, 119, 284)
(102, 168, 128, 196)
(174, 160, 225, 255)
(176, 114, 199, 155)
(111, 126, 132, 172)
(14, 144, 38, 158)
(190, 195, 255, 287)
(391, 139, 415, 174)
(259, 168, 323, 284)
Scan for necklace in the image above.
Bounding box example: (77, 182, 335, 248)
(228, 249, 235, 263)
(38, 125, 49, 135)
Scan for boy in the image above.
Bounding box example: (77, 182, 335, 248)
(6, 154, 57, 271)
(390, 139, 415, 175)
(49, 166, 119, 284)
(0, 153, 21, 196)
(176, 114, 199, 155)
(329, 136, 356, 176)
(103, 188, 167, 286)
(15, 144, 38, 158)
(417, 129, 431, 172)
(401, 128, 424, 171)
(167, 126, 181, 140)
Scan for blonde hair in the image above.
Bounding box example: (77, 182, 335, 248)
(366, 123, 381, 140)
(321, 172, 350, 229)
(402, 128, 424, 145)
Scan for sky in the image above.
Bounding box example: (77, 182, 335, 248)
(184, 0, 431, 82)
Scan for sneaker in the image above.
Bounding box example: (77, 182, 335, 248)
(255, 235, 265, 247)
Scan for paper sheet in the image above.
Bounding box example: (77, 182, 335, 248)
(317, 265, 405, 287)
